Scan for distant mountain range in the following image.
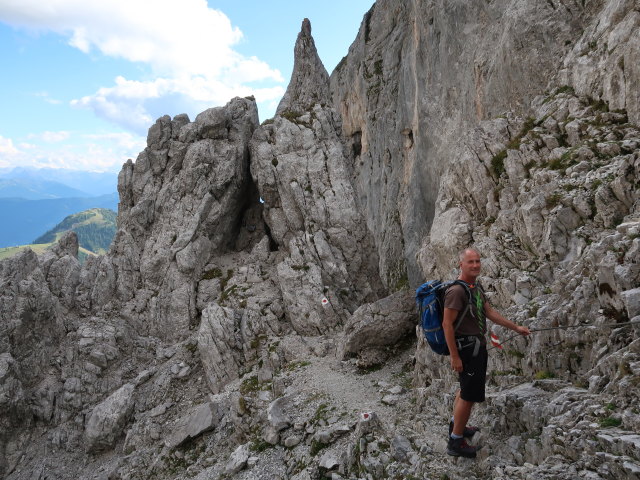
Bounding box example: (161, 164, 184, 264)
(0, 178, 90, 199)
(0, 194, 119, 248)
(0, 166, 118, 198)
(0, 208, 117, 263)
(0, 167, 119, 248)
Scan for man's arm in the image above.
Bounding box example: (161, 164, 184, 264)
(443, 307, 463, 372)
(484, 304, 530, 335)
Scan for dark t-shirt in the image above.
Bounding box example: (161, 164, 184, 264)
(444, 282, 487, 341)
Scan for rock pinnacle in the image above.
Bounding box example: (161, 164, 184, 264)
(276, 18, 331, 115)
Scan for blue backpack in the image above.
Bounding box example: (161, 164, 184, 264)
(415, 280, 471, 355)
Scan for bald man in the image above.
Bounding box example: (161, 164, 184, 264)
(443, 248, 530, 458)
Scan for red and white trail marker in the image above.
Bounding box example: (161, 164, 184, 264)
(321, 297, 329, 306)
(490, 332, 503, 349)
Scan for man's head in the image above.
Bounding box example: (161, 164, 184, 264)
(458, 247, 481, 282)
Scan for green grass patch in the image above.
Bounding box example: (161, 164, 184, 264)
(218, 269, 234, 292)
(285, 360, 311, 371)
(291, 264, 310, 272)
(281, 110, 302, 122)
(506, 349, 525, 359)
(202, 267, 222, 280)
(548, 149, 577, 171)
(542, 85, 575, 104)
(312, 403, 331, 424)
(492, 368, 523, 376)
(357, 363, 384, 374)
(219, 284, 238, 304)
(545, 192, 563, 209)
(310, 438, 329, 457)
(509, 117, 537, 149)
(240, 376, 260, 394)
(0, 244, 50, 260)
(0, 243, 96, 263)
(534, 370, 555, 380)
(394, 272, 409, 292)
(491, 150, 507, 177)
(373, 59, 383, 76)
(184, 342, 198, 354)
(599, 417, 622, 428)
(250, 439, 274, 452)
(493, 117, 538, 168)
(589, 97, 609, 112)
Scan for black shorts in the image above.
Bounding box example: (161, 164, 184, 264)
(457, 337, 488, 403)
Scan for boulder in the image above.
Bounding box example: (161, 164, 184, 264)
(164, 400, 227, 449)
(224, 443, 250, 475)
(197, 303, 244, 394)
(267, 396, 292, 432)
(338, 290, 415, 366)
(85, 383, 135, 452)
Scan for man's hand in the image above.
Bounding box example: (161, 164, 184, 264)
(515, 325, 531, 336)
(450, 354, 463, 372)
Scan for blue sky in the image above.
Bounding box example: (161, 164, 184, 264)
(0, 0, 374, 173)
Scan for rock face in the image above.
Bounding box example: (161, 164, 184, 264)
(558, 0, 640, 124)
(0, 1, 639, 479)
(92, 97, 260, 341)
(330, 0, 594, 287)
(251, 19, 385, 334)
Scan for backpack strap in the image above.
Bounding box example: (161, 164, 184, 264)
(454, 303, 470, 332)
(449, 280, 486, 357)
(447, 280, 471, 333)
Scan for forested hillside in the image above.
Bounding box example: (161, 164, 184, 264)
(0, 193, 118, 247)
(33, 208, 117, 254)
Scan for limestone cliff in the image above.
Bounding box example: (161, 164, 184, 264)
(0, 1, 638, 479)
(330, 0, 596, 287)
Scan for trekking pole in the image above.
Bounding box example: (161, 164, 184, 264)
(489, 318, 640, 351)
(530, 319, 640, 333)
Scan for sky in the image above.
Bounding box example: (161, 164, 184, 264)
(0, 0, 374, 173)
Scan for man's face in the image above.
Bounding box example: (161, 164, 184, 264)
(460, 250, 481, 280)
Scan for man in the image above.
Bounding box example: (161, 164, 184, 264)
(443, 247, 530, 458)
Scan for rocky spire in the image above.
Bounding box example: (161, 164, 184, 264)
(276, 18, 331, 115)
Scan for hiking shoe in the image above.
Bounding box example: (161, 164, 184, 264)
(447, 436, 478, 458)
(449, 421, 480, 438)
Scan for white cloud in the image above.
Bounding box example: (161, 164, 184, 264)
(40, 131, 71, 142)
(0, 0, 286, 132)
(34, 91, 62, 105)
(0, 135, 19, 155)
(70, 76, 285, 134)
(0, 0, 251, 77)
(0, 131, 145, 172)
(84, 132, 145, 152)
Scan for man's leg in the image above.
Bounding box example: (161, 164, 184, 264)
(452, 393, 473, 436)
(447, 392, 478, 458)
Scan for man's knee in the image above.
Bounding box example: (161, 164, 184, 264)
(457, 398, 474, 410)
